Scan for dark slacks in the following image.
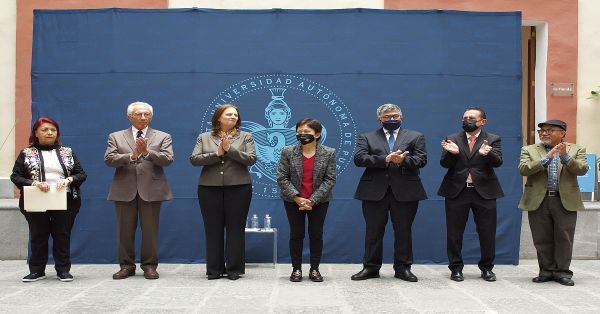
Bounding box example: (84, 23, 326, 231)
(115, 194, 161, 269)
(362, 187, 418, 272)
(284, 201, 329, 271)
(445, 187, 497, 272)
(198, 184, 252, 277)
(528, 195, 577, 279)
(22, 195, 80, 273)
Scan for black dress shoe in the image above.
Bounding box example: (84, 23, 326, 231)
(481, 270, 496, 282)
(351, 268, 380, 281)
(290, 269, 302, 282)
(450, 270, 464, 282)
(227, 273, 241, 280)
(207, 274, 222, 280)
(309, 269, 323, 282)
(555, 277, 575, 286)
(57, 272, 74, 282)
(22, 272, 46, 282)
(394, 269, 418, 282)
(532, 276, 553, 283)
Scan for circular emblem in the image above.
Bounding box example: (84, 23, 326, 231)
(202, 74, 356, 198)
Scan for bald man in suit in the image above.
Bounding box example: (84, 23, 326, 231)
(105, 101, 174, 280)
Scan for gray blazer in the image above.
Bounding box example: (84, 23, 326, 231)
(189, 130, 256, 186)
(276, 144, 336, 204)
(104, 127, 174, 202)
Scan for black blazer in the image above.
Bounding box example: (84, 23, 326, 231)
(437, 130, 504, 199)
(11, 145, 86, 212)
(354, 128, 427, 202)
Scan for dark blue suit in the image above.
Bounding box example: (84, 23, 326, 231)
(354, 128, 427, 271)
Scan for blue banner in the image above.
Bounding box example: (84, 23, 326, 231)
(577, 153, 596, 193)
(31, 8, 522, 264)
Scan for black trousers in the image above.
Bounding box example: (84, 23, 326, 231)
(198, 184, 252, 277)
(362, 187, 418, 272)
(528, 195, 577, 279)
(21, 196, 80, 274)
(445, 187, 496, 272)
(284, 201, 329, 270)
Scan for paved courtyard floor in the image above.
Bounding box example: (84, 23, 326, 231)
(1, 260, 600, 313)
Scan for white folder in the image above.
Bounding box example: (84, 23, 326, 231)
(24, 185, 67, 212)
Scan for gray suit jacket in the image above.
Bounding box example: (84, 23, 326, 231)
(189, 131, 256, 186)
(104, 127, 174, 202)
(276, 144, 336, 204)
(518, 142, 588, 211)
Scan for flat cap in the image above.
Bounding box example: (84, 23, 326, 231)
(538, 119, 567, 131)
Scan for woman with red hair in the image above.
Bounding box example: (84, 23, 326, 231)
(10, 117, 86, 282)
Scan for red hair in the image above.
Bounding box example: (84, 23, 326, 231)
(29, 117, 61, 146)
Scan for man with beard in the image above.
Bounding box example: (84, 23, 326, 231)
(519, 119, 588, 286)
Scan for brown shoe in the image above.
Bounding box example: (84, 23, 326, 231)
(309, 269, 323, 282)
(112, 267, 135, 280)
(142, 267, 159, 280)
(289, 269, 302, 282)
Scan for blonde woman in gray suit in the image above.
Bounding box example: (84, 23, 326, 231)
(190, 104, 256, 280)
(277, 118, 336, 282)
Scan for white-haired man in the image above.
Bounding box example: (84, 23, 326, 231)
(104, 101, 174, 280)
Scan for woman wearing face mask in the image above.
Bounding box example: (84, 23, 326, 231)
(11, 117, 86, 282)
(276, 118, 336, 282)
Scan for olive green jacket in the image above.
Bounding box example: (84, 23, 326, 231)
(518, 142, 588, 211)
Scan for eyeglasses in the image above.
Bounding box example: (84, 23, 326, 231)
(381, 114, 401, 120)
(132, 112, 152, 118)
(537, 129, 562, 135)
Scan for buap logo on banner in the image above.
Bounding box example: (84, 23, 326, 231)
(202, 74, 357, 198)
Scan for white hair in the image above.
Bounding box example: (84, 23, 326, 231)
(127, 101, 153, 116)
(376, 103, 402, 118)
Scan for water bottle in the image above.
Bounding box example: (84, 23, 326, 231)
(251, 214, 259, 229)
(264, 214, 272, 230)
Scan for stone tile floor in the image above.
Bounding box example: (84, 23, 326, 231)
(1, 260, 600, 313)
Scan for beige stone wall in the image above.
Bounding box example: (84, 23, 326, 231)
(0, 1, 16, 176)
(578, 0, 600, 164)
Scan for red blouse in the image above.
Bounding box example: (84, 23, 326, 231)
(300, 155, 315, 198)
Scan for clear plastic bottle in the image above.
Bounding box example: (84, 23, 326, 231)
(264, 214, 271, 230)
(251, 214, 259, 229)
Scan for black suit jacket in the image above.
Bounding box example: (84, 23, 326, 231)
(437, 130, 504, 199)
(354, 128, 427, 202)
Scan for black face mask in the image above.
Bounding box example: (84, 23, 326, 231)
(296, 134, 316, 145)
(462, 119, 479, 133)
(382, 120, 401, 131)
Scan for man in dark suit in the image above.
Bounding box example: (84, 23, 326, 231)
(104, 101, 174, 280)
(438, 107, 503, 282)
(351, 103, 427, 282)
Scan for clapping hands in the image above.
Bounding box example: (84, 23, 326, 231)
(386, 150, 409, 164)
(132, 137, 149, 160)
(478, 140, 492, 156)
(441, 139, 459, 154)
(217, 135, 231, 156)
(548, 142, 566, 158)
